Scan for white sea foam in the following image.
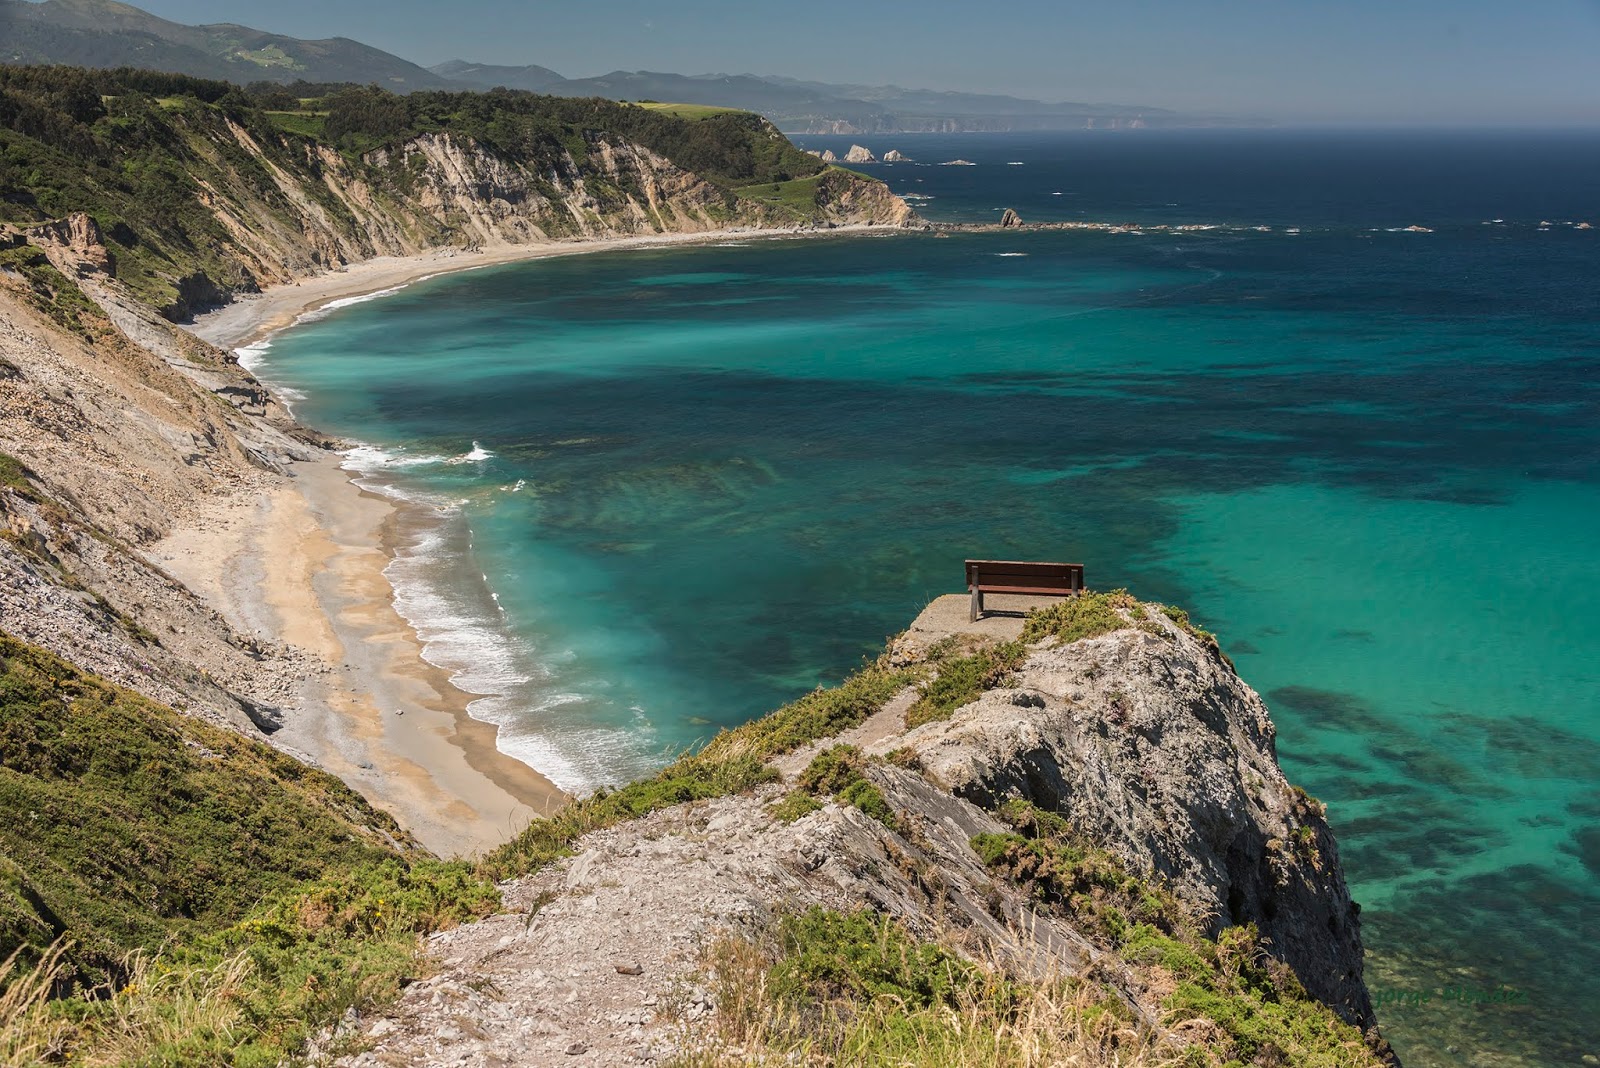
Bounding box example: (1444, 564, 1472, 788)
(379, 517, 640, 792)
(234, 337, 272, 373)
(334, 452, 659, 792)
(297, 283, 411, 324)
(445, 441, 495, 464)
(995, 252, 1029, 257)
(342, 444, 451, 471)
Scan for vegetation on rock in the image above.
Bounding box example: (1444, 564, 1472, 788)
(796, 745, 899, 830)
(485, 661, 911, 878)
(974, 802, 1384, 1067)
(0, 245, 101, 336)
(679, 906, 1164, 1068)
(1020, 588, 1145, 645)
(904, 639, 1025, 728)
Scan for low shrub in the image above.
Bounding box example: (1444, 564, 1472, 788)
(797, 746, 899, 831)
(1021, 589, 1143, 645)
(904, 640, 1025, 728)
(677, 907, 1163, 1068)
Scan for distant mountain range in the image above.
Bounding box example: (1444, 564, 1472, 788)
(0, 0, 1195, 131)
(0, 0, 450, 88)
(432, 62, 1178, 133)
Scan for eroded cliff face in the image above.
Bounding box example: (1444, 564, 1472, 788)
(191, 127, 743, 295)
(0, 254, 324, 739)
(94, 117, 916, 318)
(892, 617, 1372, 1021)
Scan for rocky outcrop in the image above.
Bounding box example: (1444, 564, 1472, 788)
(0, 277, 324, 739)
(843, 144, 878, 163)
(810, 168, 918, 228)
(818, 148, 837, 162)
(999, 207, 1024, 227)
(894, 607, 1372, 1023)
(883, 149, 910, 161)
(24, 213, 114, 277)
(338, 597, 1389, 1065)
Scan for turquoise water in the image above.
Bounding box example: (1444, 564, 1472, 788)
(252, 131, 1599, 1065)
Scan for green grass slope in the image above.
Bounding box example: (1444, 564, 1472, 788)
(0, 633, 418, 985)
(0, 632, 504, 1064)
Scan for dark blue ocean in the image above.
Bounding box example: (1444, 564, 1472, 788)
(249, 129, 1600, 1066)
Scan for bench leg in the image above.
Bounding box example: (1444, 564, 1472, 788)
(970, 585, 982, 622)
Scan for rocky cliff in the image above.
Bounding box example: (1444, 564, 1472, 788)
(0, 238, 327, 740)
(0, 70, 918, 319)
(178, 125, 906, 308)
(337, 595, 1395, 1067)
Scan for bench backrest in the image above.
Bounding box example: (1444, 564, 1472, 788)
(965, 559, 1085, 595)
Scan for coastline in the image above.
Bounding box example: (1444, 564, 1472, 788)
(155, 454, 567, 856)
(189, 226, 907, 350)
(172, 225, 906, 856)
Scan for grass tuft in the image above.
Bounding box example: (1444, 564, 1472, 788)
(0, 453, 36, 498)
(904, 640, 1025, 728)
(796, 746, 899, 831)
(673, 907, 1169, 1068)
(1020, 589, 1143, 645)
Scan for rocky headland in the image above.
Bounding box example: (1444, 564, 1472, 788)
(336, 594, 1394, 1066)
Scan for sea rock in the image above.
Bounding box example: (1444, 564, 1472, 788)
(819, 149, 838, 162)
(883, 149, 910, 162)
(999, 207, 1024, 228)
(843, 144, 877, 164)
(942, 158, 976, 166)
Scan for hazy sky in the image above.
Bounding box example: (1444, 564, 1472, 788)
(126, 0, 1600, 122)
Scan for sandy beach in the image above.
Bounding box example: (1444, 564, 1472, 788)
(189, 226, 903, 351)
(167, 226, 903, 857)
(156, 455, 567, 856)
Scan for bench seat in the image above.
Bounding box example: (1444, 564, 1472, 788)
(965, 559, 1085, 621)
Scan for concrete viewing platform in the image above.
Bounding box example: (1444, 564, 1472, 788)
(900, 592, 1063, 647)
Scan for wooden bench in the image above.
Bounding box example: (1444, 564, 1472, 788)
(966, 559, 1085, 621)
